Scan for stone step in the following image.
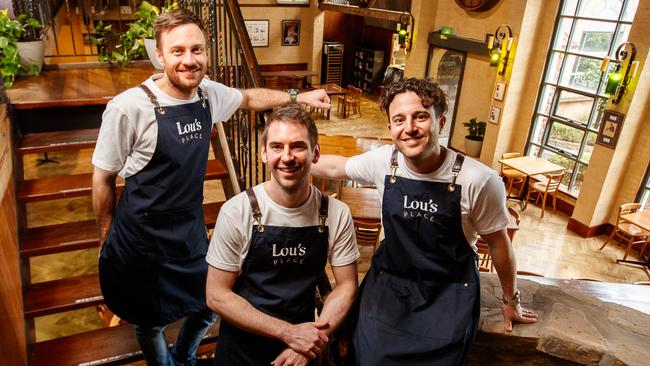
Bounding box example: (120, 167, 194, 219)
(20, 201, 224, 258)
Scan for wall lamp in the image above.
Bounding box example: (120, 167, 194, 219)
(396, 13, 415, 52)
(601, 42, 639, 104)
(486, 24, 513, 76)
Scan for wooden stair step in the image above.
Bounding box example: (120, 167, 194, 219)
(32, 320, 219, 366)
(18, 159, 228, 203)
(21, 202, 223, 258)
(25, 273, 102, 318)
(16, 128, 99, 155)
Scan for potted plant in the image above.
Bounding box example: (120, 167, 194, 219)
(462, 117, 486, 157)
(0, 9, 42, 87)
(94, 1, 177, 68)
(16, 13, 44, 75)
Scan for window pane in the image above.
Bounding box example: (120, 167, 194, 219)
(531, 116, 549, 145)
(580, 132, 597, 162)
(623, 0, 639, 21)
(562, 0, 578, 15)
(555, 90, 594, 124)
(569, 20, 615, 57)
(612, 24, 632, 51)
(571, 162, 588, 193)
(538, 85, 556, 115)
(640, 190, 649, 210)
(545, 53, 564, 84)
(561, 55, 601, 93)
(553, 18, 573, 51)
(548, 122, 585, 156)
(528, 144, 541, 157)
(577, 0, 623, 20)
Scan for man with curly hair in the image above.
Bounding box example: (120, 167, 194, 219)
(312, 78, 537, 365)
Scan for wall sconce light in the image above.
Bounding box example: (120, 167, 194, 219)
(396, 13, 415, 52)
(486, 24, 513, 76)
(601, 42, 639, 104)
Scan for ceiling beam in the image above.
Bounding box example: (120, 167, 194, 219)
(318, 2, 409, 23)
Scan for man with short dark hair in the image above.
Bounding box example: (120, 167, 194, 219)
(92, 9, 330, 365)
(206, 105, 359, 366)
(312, 78, 538, 365)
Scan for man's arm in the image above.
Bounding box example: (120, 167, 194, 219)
(206, 266, 329, 359)
(240, 88, 331, 111)
(92, 167, 118, 245)
(311, 154, 350, 180)
(481, 229, 538, 332)
(272, 262, 357, 366)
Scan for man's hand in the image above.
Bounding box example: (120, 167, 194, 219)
(501, 303, 538, 332)
(282, 321, 330, 359)
(271, 348, 311, 366)
(297, 89, 331, 109)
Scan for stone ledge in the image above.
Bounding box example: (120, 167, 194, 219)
(472, 273, 650, 365)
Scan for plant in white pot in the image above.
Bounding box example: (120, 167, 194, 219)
(462, 117, 486, 157)
(0, 9, 42, 87)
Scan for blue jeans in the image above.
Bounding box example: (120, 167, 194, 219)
(135, 309, 217, 366)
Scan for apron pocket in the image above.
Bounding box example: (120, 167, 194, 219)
(138, 206, 207, 260)
(365, 272, 476, 342)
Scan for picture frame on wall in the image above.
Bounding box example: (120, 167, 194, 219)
(244, 20, 269, 47)
(493, 82, 506, 101)
(489, 105, 501, 124)
(596, 109, 625, 149)
(281, 20, 300, 46)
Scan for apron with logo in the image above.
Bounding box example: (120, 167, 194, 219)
(215, 188, 329, 365)
(99, 85, 212, 327)
(352, 149, 480, 366)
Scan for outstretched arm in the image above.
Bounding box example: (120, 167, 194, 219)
(481, 229, 538, 332)
(92, 166, 118, 245)
(241, 88, 331, 111)
(206, 266, 330, 359)
(311, 154, 350, 180)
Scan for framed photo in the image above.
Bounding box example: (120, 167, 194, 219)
(489, 105, 501, 124)
(244, 20, 269, 47)
(281, 20, 300, 46)
(494, 82, 506, 101)
(596, 109, 625, 149)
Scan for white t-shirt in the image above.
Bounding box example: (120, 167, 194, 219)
(92, 74, 243, 177)
(207, 184, 360, 272)
(345, 145, 509, 247)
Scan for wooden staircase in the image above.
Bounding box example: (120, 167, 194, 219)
(15, 124, 230, 365)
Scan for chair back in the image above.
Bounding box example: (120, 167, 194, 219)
(354, 219, 381, 253)
(502, 152, 521, 160)
(543, 172, 563, 193)
(618, 203, 642, 224)
(506, 206, 520, 242)
(507, 206, 521, 226)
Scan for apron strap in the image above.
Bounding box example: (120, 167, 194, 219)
(138, 84, 166, 115)
(318, 193, 329, 233)
(246, 188, 264, 233)
(448, 153, 465, 192)
(196, 87, 207, 108)
(388, 147, 399, 184)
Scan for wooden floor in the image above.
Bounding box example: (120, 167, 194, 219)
(21, 98, 649, 345)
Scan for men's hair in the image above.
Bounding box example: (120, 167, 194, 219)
(379, 78, 448, 118)
(262, 105, 319, 149)
(154, 9, 207, 49)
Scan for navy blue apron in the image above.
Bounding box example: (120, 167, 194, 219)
(99, 84, 212, 327)
(352, 148, 480, 366)
(215, 188, 329, 365)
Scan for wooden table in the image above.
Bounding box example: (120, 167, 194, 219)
(337, 186, 381, 222)
(498, 156, 565, 208)
(309, 83, 349, 119)
(618, 210, 650, 268)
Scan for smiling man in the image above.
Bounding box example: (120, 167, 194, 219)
(206, 105, 359, 366)
(92, 9, 330, 366)
(312, 78, 538, 365)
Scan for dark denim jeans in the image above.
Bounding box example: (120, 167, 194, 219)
(135, 309, 217, 366)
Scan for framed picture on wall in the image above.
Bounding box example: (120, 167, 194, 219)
(596, 109, 625, 149)
(489, 105, 501, 124)
(244, 20, 269, 47)
(281, 20, 300, 46)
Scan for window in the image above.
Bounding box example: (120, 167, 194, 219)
(527, 0, 639, 195)
(637, 164, 650, 210)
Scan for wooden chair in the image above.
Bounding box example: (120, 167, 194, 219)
(500, 152, 526, 196)
(337, 85, 362, 118)
(476, 237, 493, 272)
(524, 171, 564, 218)
(599, 203, 649, 260)
(507, 206, 520, 242)
(354, 219, 382, 254)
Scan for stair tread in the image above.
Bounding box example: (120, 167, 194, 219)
(21, 202, 223, 257)
(16, 128, 99, 155)
(32, 320, 218, 366)
(25, 273, 102, 318)
(18, 159, 228, 202)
